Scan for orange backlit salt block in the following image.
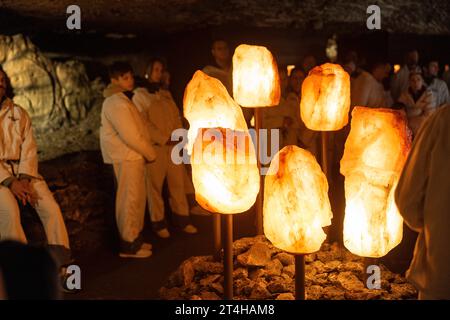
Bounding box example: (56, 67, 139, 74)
(340, 107, 412, 258)
(264, 145, 332, 254)
(232, 44, 281, 107)
(191, 128, 259, 214)
(183, 70, 248, 154)
(300, 63, 350, 131)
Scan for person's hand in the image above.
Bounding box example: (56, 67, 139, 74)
(9, 179, 29, 205)
(20, 179, 40, 206)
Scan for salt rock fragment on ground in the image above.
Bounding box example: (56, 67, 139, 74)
(159, 236, 417, 300)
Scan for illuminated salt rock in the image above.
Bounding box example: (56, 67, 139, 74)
(264, 145, 332, 254)
(232, 44, 281, 107)
(340, 107, 412, 258)
(300, 63, 350, 131)
(191, 128, 259, 214)
(183, 70, 248, 154)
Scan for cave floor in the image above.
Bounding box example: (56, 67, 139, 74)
(33, 151, 415, 300)
(63, 210, 257, 299)
(63, 205, 415, 300)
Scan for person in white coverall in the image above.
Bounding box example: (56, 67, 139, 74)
(0, 67, 71, 267)
(391, 49, 420, 101)
(396, 71, 436, 137)
(351, 62, 391, 108)
(424, 60, 450, 108)
(154, 70, 209, 217)
(100, 62, 156, 258)
(395, 104, 450, 300)
(133, 58, 198, 239)
(203, 39, 253, 125)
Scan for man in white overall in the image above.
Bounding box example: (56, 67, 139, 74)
(395, 104, 450, 299)
(203, 39, 253, 125)
(0, 67, 71, 267)
(133, 58, 197, 238)
(100, 62, 156, 258)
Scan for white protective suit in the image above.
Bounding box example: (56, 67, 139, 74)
(351, 71, 387, 108)
(395, 105, 450, 300)
(100, 84, 156, 250)
(391, 65, 412, 101)
(132, 87, 190, 228)
(398, 88, 436, 136)
(443, 70, 450, 92)
(0, 97, 70, 255)
(427, 77, 450, 108)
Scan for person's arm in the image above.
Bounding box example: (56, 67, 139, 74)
(440, 82, 450, 106)
(166, 91, 183, 131)
(104, 100, 156, 162)
(17, 111, 39, 178)
(399, 92, 422, 117)
(445, 86, 450, 105)
(422, 90, 437, 116)
(133, 90, 168, 146)
(148, 120, 168, 146)
(352, 75, 371, 107)
(395, 111, 438, 232)
(407, 108, 423, 117)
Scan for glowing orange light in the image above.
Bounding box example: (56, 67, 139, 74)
(340, 107, 412, 258)
(300, 63, 350, 131)
(264, 145, 332, 254)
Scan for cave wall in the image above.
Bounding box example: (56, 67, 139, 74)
(0, 34, 98, 127)
(1, 27, 449, 160)
(0, 34, 105, 160)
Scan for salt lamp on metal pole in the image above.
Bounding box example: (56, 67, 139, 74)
(191, 127, 260, 299)
(183, 71, 249, 259)
(264, 145, 333, 299)
(340, 107, 411, 286)
(232, 44, 281, 235)
(300, 63, 351, 176)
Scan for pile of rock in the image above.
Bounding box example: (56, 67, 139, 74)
(23, 152, 116, 253)
(159, 235, 417, 300)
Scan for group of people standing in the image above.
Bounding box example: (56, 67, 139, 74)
(0, 38, 449, 299)
(101, 59, 207, 258)
(347, 49, 450, 135)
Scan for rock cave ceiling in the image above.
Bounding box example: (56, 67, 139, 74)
(1, 0, 450, 36)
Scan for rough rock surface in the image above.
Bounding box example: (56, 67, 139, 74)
(0, 34, 103, 160)
(22, 151, 116, 253)
(2, 1, 449, 35)
(159, 236, 418, 300)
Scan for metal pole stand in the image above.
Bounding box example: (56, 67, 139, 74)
(321, 131, 328, 177)
(321, 131, 331, 239)
(254, 108, 263, 235)
(295, 254, 306, 300)
(223, 215, 234, 300)
(213, 213, 222, 261)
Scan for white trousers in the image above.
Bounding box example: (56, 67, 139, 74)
(146, 145, 189, 223)
(112, 159, 146, 244)
(0, 178, 70, 250)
